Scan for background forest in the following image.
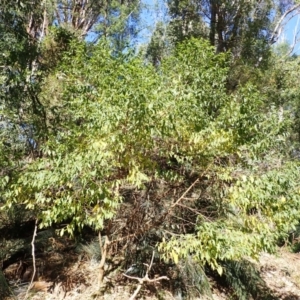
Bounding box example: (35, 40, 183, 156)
(2, 0, 300, 299)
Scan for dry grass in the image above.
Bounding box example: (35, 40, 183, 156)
(6, 245, 300, 300)
(258, 248, 300, 299)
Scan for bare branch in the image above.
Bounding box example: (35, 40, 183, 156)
(123, 251, 169, 300)
(24, 219, 38, 300)
(98, 232, 110, 285)
(148, 251, 155, 271)
(168, 178, 199, 211)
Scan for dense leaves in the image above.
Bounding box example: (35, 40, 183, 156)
(3, 36, 298, 259)
(1, 0, 300, 297)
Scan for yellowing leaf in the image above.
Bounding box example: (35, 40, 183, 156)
(171, 250, 179, 264)
(217, 265, 223, 276)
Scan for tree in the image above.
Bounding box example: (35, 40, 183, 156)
(18, 0, 141, 45)
(167, 0, 300, 64)
(0, 0, 141, 163)
(167, 0, 208, 43)
(0, 1, 44, 152)
(145, 22, 169, 66)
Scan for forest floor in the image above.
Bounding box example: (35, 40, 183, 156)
(256, 249, 300, 300)
(4, 236, 300, 300)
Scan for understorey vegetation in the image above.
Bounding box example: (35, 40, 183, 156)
(2, 1, 300, 299)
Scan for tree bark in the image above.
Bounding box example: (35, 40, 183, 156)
(209, 1, 217, 47)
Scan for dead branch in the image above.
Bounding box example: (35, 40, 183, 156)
(123, 251, 169, 300)
(24, 219, 38, 300)
(168, 179, 199, 212)
(98, 232, 111, 285)
(110, 168, 210, 246)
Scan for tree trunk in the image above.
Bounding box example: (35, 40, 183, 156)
(209, 1, 217, 47)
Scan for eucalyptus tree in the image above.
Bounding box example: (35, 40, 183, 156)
(166, 0, 300, 63)
(17, 0, 141, 45)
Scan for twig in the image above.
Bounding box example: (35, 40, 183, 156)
(167, 162, 213, 213)
(111, 166, 211, 246)
(165, 178, 199, 216)
(123, 251, 169, 300)
(176, 203, 212, 222)
(169, 213, 197, 226)
(24, 219, 38, 300)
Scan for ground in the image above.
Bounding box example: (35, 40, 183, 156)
(4, 239, 300, 300)
(257, 250, 300, 299)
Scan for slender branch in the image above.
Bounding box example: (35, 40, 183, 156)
(148, 251, 155, 271)
(123, 251, 169, 300)
(168, 178, 199, 211)
(24, 219, 38, 300)
(40, 5, 48, 41)
(129, 282, 143, 300)
(98, 232, 110, 285)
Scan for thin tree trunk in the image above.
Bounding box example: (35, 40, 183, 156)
(209, 0, 217, 47)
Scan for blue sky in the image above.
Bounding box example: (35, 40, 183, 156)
(138, 0, 300, 55)
(137, 0, 168, 44)
(281, 14, 300, 54)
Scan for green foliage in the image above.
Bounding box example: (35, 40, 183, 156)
(178, 256, 212, 299)
(0, 0, 45, 195)
(159, 163, 300, 275)
(167, 0, 208, 44)
(2, 36, 295, 260)
(40, 26, 77, 71)
(222, 260, 274, 300)
(146, 22, 170, 66)
(1, 0, 300, 295)
(0, 269, 11, 298)
(274, 54, 300, 142)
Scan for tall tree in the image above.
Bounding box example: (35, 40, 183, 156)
(20, 0, 141, 43)
(167, 0, 300, 63)
(0, 0, 45, 152)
